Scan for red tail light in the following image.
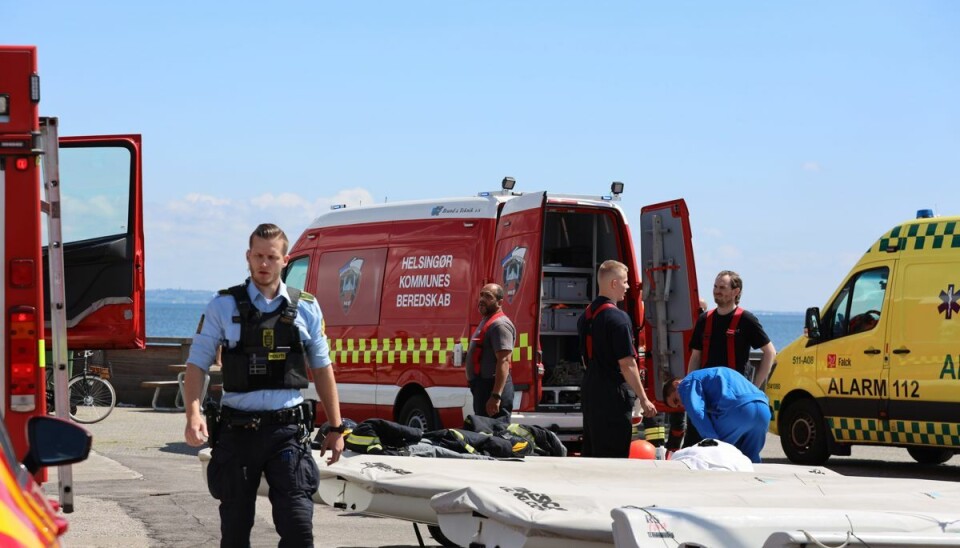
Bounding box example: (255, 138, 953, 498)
(9, 306, 38, 412)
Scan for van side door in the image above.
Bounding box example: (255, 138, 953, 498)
(886, 253, 960, 448)
(814, 263, 895, 444)
(44, 135, 145, 349)
(493, 192, 545, 413)
(639, 199, 698, 403)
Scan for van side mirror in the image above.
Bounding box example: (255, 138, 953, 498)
(805, 307, 822, 341)
(22, 416, 92, 475)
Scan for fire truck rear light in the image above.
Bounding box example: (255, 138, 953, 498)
(15, 158, 29, 171)
(8, 306, 39, 412)
(0, 94, 9, 115)
(10, 259, 35, 288)
(30, 73, 41, 102)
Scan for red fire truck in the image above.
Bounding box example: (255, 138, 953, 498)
(286, 180, 699, 444)
(0, 45, 145, 491)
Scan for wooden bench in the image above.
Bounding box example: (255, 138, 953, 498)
(142, 372, 210, 411)
(140, 380, 183, 411)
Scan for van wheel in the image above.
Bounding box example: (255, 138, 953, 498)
(399, 395, 438, 431)
(907, 446, 954, 465)
(427, 524, 459, 547)
(779, 399, 830, 465)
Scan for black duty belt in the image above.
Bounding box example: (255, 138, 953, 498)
(220, 404, 308, 430)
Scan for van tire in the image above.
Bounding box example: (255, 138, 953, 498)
(779, 399, 830, 465)
(399, 395, 439, 432)
(906, 446, 953, 465)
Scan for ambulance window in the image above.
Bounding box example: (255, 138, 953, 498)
(822, 267, 889, 340)
(284, 257, 309, 291)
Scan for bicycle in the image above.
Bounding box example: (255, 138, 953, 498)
(46, 350, 117, 424)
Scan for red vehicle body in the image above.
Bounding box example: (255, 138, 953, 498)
(1, 46, 144, 456)
(286, 187, 700, 443)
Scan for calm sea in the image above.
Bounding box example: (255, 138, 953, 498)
(146, 302, 805, 350)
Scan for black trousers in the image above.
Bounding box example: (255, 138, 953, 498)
(206, 423, 319, 547)
(581, 370, 634, 458)
(469, 377, 515, 421)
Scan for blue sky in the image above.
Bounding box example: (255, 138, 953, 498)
(7, 2, 958, 311)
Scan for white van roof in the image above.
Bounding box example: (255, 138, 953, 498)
(305, 191, 625, 230)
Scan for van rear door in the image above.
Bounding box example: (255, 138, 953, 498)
(639, 199, 698, 403)
(43, 135, 145, 349)
(493, 192, 545, 412)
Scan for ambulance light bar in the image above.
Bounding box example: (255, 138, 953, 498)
(917, 209, 934, 219)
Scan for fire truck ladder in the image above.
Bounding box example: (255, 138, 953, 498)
(39, 117, 75, 512)
(643, 213, 677, 389)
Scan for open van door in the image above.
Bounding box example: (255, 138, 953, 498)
(640, 199, 698, 404)
(43, 135, 145, 349)
(492, 191, 545, 413)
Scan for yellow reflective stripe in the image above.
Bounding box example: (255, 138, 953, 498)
(328, 332, 535, 365)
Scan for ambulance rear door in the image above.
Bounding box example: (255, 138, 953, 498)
(886, 250, 960, 451)
(639, 199, 698, 403)
(492, 192, 545, 413)
(44, 135, 145, 349)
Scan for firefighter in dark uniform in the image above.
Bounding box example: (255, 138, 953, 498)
(183, 223, 345, 548)
(578, 260, 657, 458)
(682, 270, 776, 447)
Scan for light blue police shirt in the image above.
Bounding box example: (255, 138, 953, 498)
(187, 279, 332, 411)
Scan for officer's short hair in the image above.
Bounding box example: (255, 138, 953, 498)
(717, 270, 742, 304)
(598, 259, 628, 284)
(250, 223, 290, 254)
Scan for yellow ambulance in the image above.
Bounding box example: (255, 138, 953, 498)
(766, 210, 960, 465)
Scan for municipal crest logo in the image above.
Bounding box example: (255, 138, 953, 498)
(501, 246, 527, 304)
(338, 257, 364, 314)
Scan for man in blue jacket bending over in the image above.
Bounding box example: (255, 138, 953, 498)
(663, 367, 772, 463)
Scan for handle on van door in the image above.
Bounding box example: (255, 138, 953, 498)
(892, 347, 911, 355)
(863, 348, 882, 355)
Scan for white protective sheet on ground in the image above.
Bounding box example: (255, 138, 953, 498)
(306, 450, 960, 547)
(197, 448, 960, 547)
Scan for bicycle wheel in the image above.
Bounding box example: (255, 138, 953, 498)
(68, 375, 116, 424)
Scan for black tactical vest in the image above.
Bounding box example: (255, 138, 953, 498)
(220, 281, 309, 392)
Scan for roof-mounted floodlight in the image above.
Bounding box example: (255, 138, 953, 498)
(611, 181, 624, 196)
(502, 177, 516, 191)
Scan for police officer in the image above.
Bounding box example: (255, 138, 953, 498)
(183, 223, 345, 548)
(578, 260, 657, 458)
(465, 283, 516, 420)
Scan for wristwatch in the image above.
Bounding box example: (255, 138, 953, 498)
(328, 423, 347, 434)
(490, 393, 501, 400)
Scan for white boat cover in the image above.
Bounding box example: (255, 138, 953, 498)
(199, 448, 960, 547)
(611, 506, 960, 547)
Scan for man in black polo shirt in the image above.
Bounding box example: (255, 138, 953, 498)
(578, 260, 657, 458)
(683, 270, 776, 446)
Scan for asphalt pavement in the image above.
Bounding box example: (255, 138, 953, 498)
(44, 407, 440, 548)
(43, 407, 960, 547)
